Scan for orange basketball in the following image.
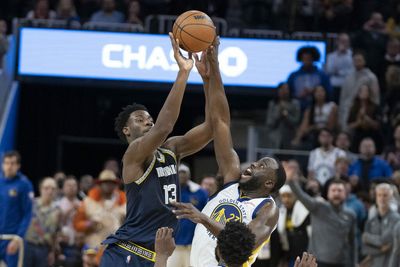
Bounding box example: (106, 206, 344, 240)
(172, 10, 216, 53)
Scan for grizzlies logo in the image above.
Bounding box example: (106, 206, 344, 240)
(210, 203, 242, 225)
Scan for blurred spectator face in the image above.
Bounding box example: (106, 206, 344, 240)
(387, 39, 400, 57)
(359, 138, 376, 159)
(82, 253, 97, 267)
(54, 171, 66, 187)
(305, 179, 321, 197)
(278, 83, 290, 100)
(318, 130, 333, 148)
(201, 176, 218, 196)
(375, 185, 393, 211)
(179, 170, 190, 185)
(80, 175, 94, 194)
(369, 12, 385, 30)
(129, 1, 140, 16)
(280, 192, 296, 210)
(100, 181, 117, 196)
(353, 54, 366, 70)
(337, 33, 350, 52)
(335, 158, 349, 177)
(104, 159, 119, 176)
(58, 0, 75, 17)
(102, 0, 116, 12)
(314, 86, 326, 103)
(40, 178, 57, 202)
(63, 178, 78, 198)
(327, 182, 346, 206)
(357, 85, 370, 100)
(36, 0, 50, 18)
(2, 155, 20, 178)
(335, 132, 351, 150)
(301, 53, 314, 68)
(0, 20, 7, 35)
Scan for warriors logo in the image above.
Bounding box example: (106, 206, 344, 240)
(210, 203, 242, 225)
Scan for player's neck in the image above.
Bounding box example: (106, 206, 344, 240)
(240, 189, 265, 199)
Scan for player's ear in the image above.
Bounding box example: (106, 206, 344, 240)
(122, 126, 130, 137)
(264, 179, 275, 190)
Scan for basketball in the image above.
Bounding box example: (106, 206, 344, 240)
(172, 10, 216, 53)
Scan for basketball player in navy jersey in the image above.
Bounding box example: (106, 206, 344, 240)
(172, 38, 286, 267)
(99, 33, 213, 267)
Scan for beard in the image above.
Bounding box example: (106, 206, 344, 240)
(239, 174, 263, 192)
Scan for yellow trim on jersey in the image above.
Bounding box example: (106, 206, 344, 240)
(243, 238, 270, 267)
(115, 240, 156, 262)
(159, 147, 177, 162)
(134, 155, 156, 185)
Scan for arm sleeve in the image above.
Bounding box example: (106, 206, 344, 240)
(17, 181, 33, 237)
(288, 180, 318, 212)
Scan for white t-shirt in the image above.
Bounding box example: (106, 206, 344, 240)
(190, 183, 274, 267)
(308, 147, 346, 185)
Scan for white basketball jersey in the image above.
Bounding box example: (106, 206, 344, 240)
(190, 183, 274, 267)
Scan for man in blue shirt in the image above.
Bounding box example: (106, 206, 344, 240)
(167, 163, 208, 267)
(349, 138, 393, 192)
(0, 151, 33, 267)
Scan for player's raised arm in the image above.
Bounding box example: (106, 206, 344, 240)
(207, 37, 241, 184)
(122, 33, 193, 183)
(164, 50, 213, 160)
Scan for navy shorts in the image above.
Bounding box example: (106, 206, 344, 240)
(100, 243, 155, 267)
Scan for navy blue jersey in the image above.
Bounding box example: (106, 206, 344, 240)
(103, 148, 180, 248)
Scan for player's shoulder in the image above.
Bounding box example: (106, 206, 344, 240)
(209, 182, 238, 200)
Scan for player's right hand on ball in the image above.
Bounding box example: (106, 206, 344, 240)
(169, 32, 194, 72)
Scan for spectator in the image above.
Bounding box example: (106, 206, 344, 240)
(393, 170, 400, 192)
(167, 164, 208, 267)
(126, 0, 143, 26)
(389, 220, 400, 267)
(353, 12, 389, 76)
(294, 0, 320, 31)
(78, 174, 94, 200)
(307, 129, 346, 186)
(200, 174, 218, 197)
(383, 38, 400, 73)
(347, 84, 383, 152)
(362, 183, 400, 267)
(349, 138, 393, 192)
(54, 171, 67, 199)
(24, 177, 60, 267)
(286, 162, 358, 267)
(335, 131, 358, 163)
(385, 65, 400, 128)
(287, 46, 332, 110)
(74, 170, 126, 252)
(0, 151, 34, 267)
(384, 124, 400, 171)
(90, 0, 124, 23)
(0, 20, 9, 69)
(292, 86, 338, 148)
(278, 184, 310, 267)
(321, 0, 353, 32)
(333, 157, 350, 180)
(103, 158, 120, 178)
(56, 0, 79, 21)
(325, 33, 354, 102)
(264, 82, 301, 149)
(81, 245, 98, 267)
(343, 176, 366, 235)
(57, 176, 81, 267)
(26, 0, 57, 19)
(339, 52, 380, 129)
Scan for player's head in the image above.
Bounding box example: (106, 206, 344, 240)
(240, 157, 286, 195)
(115, 103, 153, 143)
(2, 150, 21, 178)
(216, 221, 255, 267)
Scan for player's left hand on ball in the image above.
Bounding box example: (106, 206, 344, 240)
(171, 201, 204, 223)
(169, 32, 194, 72)
(155, 227, 175, 257)
(194, 52, 210, 80)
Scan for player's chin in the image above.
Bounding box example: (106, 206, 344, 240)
(239, 174, 252, 184)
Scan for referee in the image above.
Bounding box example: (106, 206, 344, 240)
(0, 151, 34, 267)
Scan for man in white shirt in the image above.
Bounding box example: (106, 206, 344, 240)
(308, 128, 346, 186)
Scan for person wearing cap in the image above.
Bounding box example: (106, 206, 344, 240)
(73, 170, 126, 262)
(277, 184, 310, 267)
(166, 163, 208, 267)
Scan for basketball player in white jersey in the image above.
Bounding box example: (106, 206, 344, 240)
(171, 38, 286, 267)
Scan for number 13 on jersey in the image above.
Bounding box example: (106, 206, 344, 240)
(163, 184, 177, 204)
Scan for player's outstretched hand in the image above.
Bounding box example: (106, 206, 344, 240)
(155, 227, 175, 257)
(171, 201, 206, 224)
(294, 252, 318, 267)
(283, 161, 300, 182)
(169, 32, 194, 72)
(194, 52, 210, 80)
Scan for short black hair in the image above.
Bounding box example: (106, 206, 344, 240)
(3, 150, 21, 164)
(296, 46, 321, 62)
(114, 103, 148, 142)
(319, 127, 333, 136)
(217, 221, 256, 266)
